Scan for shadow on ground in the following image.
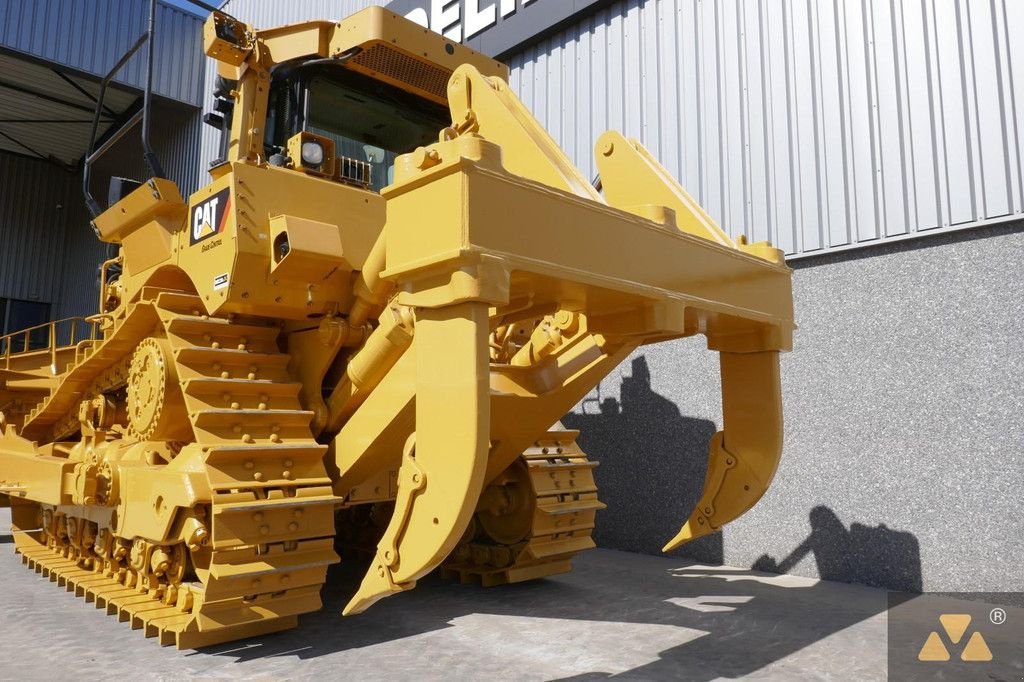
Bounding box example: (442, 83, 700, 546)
(197, 515, 919, 680)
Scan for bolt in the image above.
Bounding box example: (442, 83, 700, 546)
(288, 522, 298, 532)
(259, 525, 269, 536)
(244, 459, 254, 469)
(253, 472, 263, 481)
(252, 512, 263, 522)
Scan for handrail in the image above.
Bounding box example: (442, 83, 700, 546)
(0, 317, 101, 373)
(82, 0, 164, 217)
(81, 0, 239, 218)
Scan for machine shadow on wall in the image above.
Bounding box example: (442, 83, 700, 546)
(753, 505, 923, 592)
(562, 355, 723, 565)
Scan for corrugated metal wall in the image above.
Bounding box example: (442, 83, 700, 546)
(0, 153, 75, 305)
(507, 0, 1024, 257)
(0, 0, 205, 106)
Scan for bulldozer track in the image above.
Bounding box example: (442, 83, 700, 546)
(443, 431, 605, 586)
(12, 291, 338, 648)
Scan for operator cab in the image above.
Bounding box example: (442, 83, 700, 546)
(263, 61, 450, 192)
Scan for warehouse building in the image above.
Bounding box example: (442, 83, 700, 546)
(0, 0, 1020, 594)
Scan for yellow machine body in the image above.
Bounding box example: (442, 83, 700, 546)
(0, 7, 793, 648)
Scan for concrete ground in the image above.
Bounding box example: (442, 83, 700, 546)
(0, 508, 1019, 681)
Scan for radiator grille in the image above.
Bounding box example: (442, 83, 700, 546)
(350, 44, 452, 101)
(337, 155, 372, 189)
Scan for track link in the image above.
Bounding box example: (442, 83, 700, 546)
(12, 292, 339, 648)
(443, 430, 605, 586)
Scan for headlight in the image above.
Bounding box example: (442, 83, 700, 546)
(301, 141, 324, 167)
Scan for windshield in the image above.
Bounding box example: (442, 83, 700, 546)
(265, 64, 450, 192)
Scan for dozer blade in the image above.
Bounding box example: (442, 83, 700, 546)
(664, 351, 783, 551)
(344, 302, 491, 614)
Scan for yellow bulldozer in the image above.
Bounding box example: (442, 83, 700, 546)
(0, 3, 793, 648)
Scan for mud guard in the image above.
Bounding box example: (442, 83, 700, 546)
(344, 302, 491, 614)
(664, 350, 783, 550)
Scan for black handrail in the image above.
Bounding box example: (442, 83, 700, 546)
(81, 0, 233, 218)
(82, 0, 162, 217)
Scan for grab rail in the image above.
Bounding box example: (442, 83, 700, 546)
(0, 317, 101, 373)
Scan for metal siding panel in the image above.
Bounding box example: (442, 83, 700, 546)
(0, 152, 73, 306)
(791, 0, 823, 252)
(590, 9, 608, 179)
(873, 0, 910, 238)
(967, 0, 1011, 219)
(933, 0, 973, 225)
(767, 0, 797, 254)
(576, 14, 593, 181)
(997, 0, 1024, 213)
(903, 0, 940, 231)
(743, 0, 769, 245)
(0, 0, 204, 106)
(721, 0, 743, 239)
(680, 0, 702, 203)
(656, 0, 678, 184)
(698, 0, 722, 225)
(844, 0, 880, 244)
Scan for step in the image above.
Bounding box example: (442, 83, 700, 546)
(527, 535, 597, 559)
(165, 316, 281, 341)
(182, 377, 301, 399)
(153, 291, 204, 314)
(192, 408, 314, 430)
(537, 498, 607, 515)
(175, 347, 290, 369)
(212, 493, 340, 515)
(526, 459, 598, 471)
